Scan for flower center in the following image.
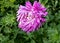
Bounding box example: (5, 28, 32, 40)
(27, 12, 35, 21)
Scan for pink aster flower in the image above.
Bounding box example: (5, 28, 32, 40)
(17, 1, 48, 33)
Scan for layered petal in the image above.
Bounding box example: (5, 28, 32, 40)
(25, 1, 32, 10)
(17, 1, 48, 33)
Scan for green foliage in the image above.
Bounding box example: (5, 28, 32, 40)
(0, 0, 60, 43)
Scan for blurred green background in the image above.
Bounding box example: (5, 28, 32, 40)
(0, 0, 60, 43)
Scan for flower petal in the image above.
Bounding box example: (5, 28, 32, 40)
(25, 1, 32, 9)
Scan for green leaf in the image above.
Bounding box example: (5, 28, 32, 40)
(3, 27, 12, 33)
(10, 0, 15, 2)
(39, 0, 48, 5)
(1, 14, 15, 26)
(31, 39, 36, 43)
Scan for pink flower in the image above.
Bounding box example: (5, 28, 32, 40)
(17, 1, 48, 33)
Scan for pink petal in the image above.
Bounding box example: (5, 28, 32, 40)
(33, 1, 41, 10)
(44, 12, 48, 16)
(33, 1, 37, 7)
(25, 1, 32, 9)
